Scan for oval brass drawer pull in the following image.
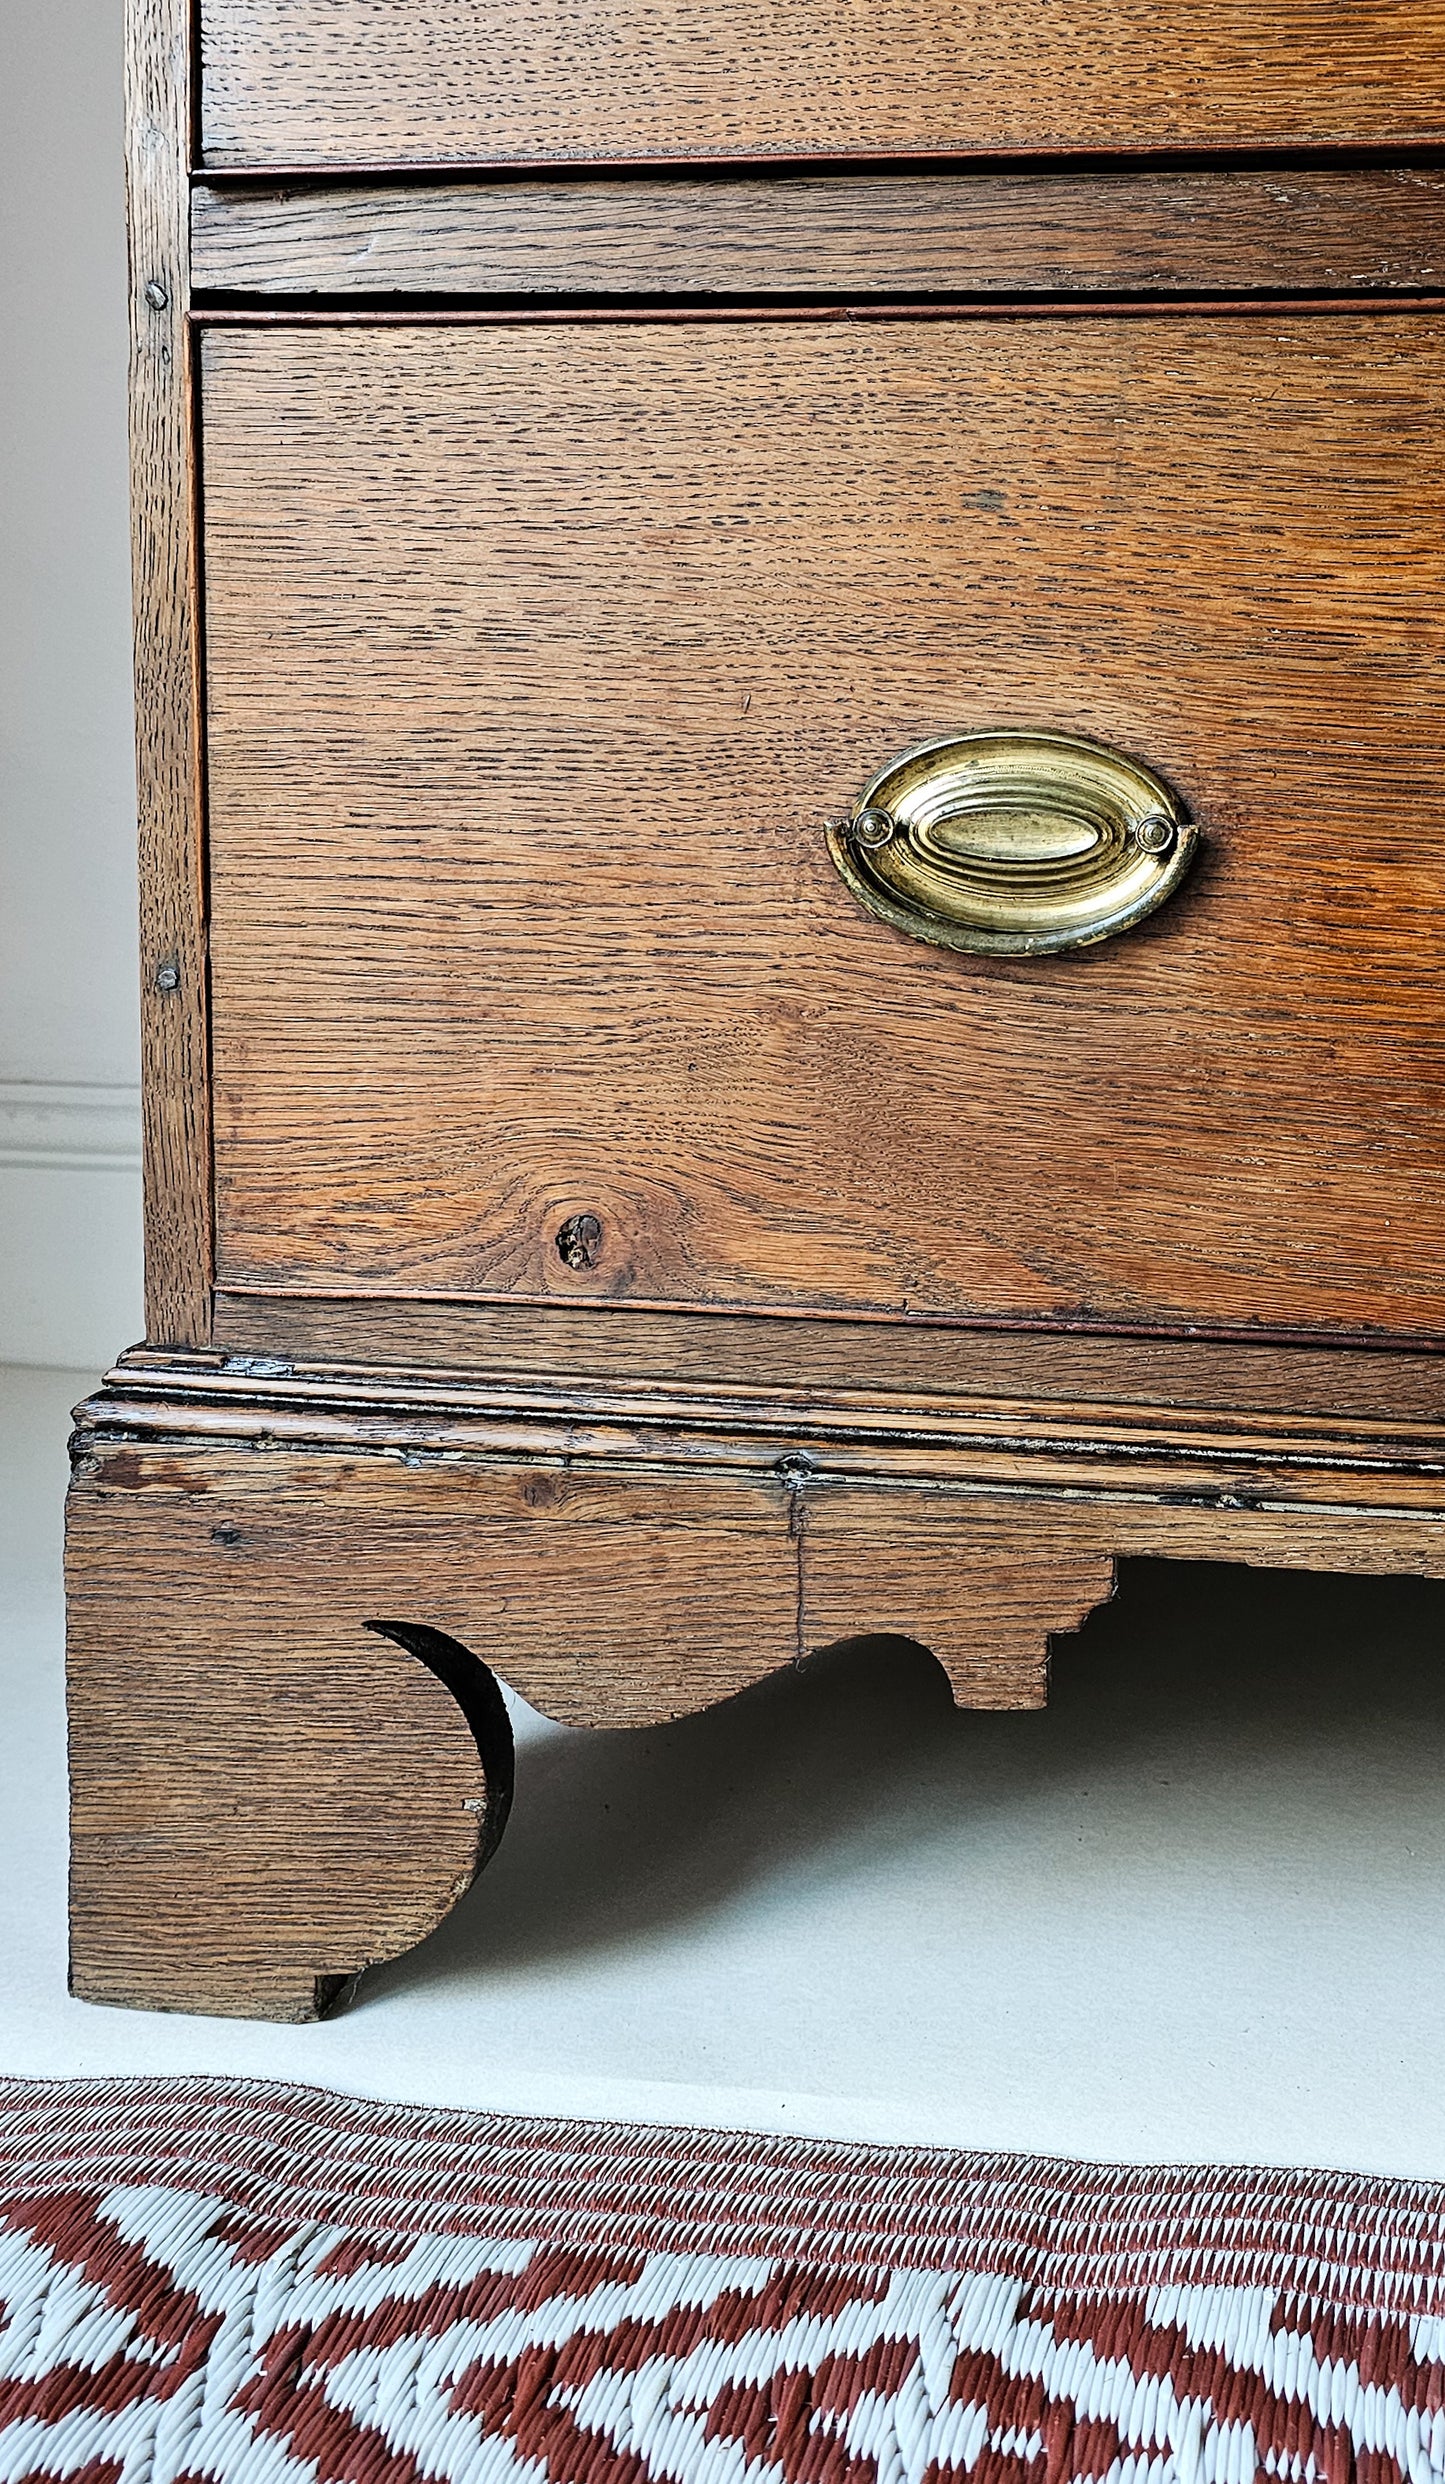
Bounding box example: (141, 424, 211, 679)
(826, 729, 1199, 956)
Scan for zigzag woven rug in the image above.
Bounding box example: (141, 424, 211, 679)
(2, 2078, 1443, 2484)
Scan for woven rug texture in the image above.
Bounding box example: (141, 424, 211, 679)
(0, 2078, 1442, 2484)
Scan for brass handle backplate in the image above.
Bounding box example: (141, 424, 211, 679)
(826, 729, 1199, 957)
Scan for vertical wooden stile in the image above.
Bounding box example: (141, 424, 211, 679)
(125, 0, 212, 1345)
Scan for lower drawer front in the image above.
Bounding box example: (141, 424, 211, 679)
(200, 311, 1445, 1343)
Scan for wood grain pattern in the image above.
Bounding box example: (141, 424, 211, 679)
(208, 1295, 1445, 1426)
(60, 1409, 1080, 2013)
(201, 313, 1445, 1346)
(189, 167, 1445, 300)
(806, 1478, 1445, 1581)
(71, 1429, 802, 1728)
(197, 0, 1445, 169)
(87, 1385, 1445, 1751)
(800, 1493, 1116, 1707)
(67, 1485, 502, 2020)
(71, 1357, 1445, 2015)
(90, 1358, 1445, 1516)
(127, 0, 212, 1346)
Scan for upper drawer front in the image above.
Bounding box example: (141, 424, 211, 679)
(199, 0, 1445, 168)
(200, 311, 1445, 1346)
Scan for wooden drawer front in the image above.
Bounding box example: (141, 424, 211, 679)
(201, 312, 1445, 1344)
(199, 0, 1445, 168)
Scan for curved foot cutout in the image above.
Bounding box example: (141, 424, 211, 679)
(365, 1619, 516, 1870)
(67, 1419, 1124, 2022)
(67, 1471, 512, 2019)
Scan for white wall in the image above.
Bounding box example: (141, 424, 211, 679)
(1, 0, 144, 1368)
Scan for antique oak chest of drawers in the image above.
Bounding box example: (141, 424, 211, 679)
(67, 0, 1445, 2017)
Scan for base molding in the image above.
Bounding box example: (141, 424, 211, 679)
(66, 1354, 1445, 2019)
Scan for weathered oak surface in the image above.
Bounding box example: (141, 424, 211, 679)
(76, 1373, 1445, 1714)
(66, 1363, 1445, 2019)
(201, 312, 1445, 1345)
(67, 1472, 503, 2021)
(126, 0, 212, 1344)
(62, 1399, 1072, 2015)
(94, 1352, 1445, 1521)
(198, 0, 1445, 168)
(209, 1296, 1445, 1425)
(92, 0, 1445, 2034)
(190, 167, 1445, 300)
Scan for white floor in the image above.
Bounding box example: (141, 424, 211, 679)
(6, 1359, 1445, 2179)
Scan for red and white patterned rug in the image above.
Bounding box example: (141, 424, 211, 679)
(2, 2077, 1443, 2484)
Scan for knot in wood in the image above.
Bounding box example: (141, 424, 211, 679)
(555, 1212, 603, 1271)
